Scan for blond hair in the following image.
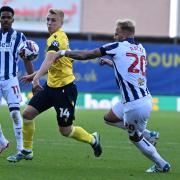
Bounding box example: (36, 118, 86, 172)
(48, 9, 64, 19)
(116, 19, 135, 34)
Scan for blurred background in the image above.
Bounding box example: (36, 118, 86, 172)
(1, 0, 180, 112)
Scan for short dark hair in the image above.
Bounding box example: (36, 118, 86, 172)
(0, 6, 14, 16)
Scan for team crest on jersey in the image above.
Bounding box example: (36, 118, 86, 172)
(51, 40, 59, 47)
(138, 78, 145, 86)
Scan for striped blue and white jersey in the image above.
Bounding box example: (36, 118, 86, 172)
(100, 38, 150, 104)
(0, 28, 26, 80)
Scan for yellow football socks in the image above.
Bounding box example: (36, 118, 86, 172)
(23, 120, 35, 150)
(69, 126, 94, 144)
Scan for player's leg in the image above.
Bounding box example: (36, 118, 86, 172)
(22, 85, 52, 153)
(0, 124, 9, 153)
(3, 77, 23, 151)
(124, 101, 170, 173)
(6, 104, 38, 162)
(59, 125, 102, 157)
(55, 83, 102, 157)
(104, 101, 159, 145)
(0, 91, 9, 153)
(7, 86, 52, 162)
(143, 129, 159, 146)
(22, 105, 38, 151)
(104, 101, 126, 129)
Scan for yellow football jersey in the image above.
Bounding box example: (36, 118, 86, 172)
(46, 28, 75, 88)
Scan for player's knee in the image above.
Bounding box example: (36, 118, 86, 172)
(10, 110, 21, 123)
(23, 110, 34, 120)
(104, 115, 108, 122)
(104, 114, 111, 124)
(129, 132, 143, 142)
(59, 131, 69, 137)
(59, 126, 71, 137)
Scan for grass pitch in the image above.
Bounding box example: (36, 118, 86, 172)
(0, 107, 180, 180)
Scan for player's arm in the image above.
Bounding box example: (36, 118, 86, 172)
(23, 59, 34, 75)
(33, 52, 55, 87)
(55, 48, 102, 60)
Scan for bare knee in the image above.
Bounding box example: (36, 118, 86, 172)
(23, 111, 32, 120)
(104, 114, 109, 122)
(23, 106, 39, 120)
(104, 110, 122, 123)
(59, 126, 72, 137)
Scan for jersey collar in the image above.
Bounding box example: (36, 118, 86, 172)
(120, 38, 138, 45)
(0, 28, 14, 34)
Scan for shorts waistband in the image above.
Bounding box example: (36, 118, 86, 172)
(0, 77, 5, 80)
(47, 82, 75, 89)
(0, 75, 17, 80)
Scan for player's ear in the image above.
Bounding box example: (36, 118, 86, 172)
(60, 19, 64, 26)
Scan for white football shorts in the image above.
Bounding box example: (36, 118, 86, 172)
(112, 96, 152, 137)
(0, 77, 22, 109)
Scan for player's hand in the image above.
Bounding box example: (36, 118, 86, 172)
(20, 74, 34, 84)
(19, 51, 26, 60)
(32, 80, 43, 95)
(53, 51, 62, 63)
(98, 58, 113, 67)
(99, 58, 106, 65)
(54, 50, 67, 63)
(19, 51, 31, 61)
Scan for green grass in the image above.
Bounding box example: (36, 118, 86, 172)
(0, 107, 180, 180)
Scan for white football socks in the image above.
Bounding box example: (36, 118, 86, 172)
(133, 137, 167, 168)
(10, 110, 23, 151)
(0, 124, 7, 145)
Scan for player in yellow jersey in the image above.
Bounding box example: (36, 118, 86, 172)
(7, 8, 102, 162)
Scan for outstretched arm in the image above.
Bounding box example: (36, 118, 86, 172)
(23, 59, 34, 74)
(55, 48, 102, 60)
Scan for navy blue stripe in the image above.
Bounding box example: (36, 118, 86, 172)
(100, 42, 118, 56)
(146, 88, 149, 94)
(120, 38, 139, 45)
(6, 30, 14, 43)
(4, 52, 9, 79)
(22, 34, 26, 41)
(0, 51, 1, 72)
(13, 32, 21, 76)
(127, 82, 139, 100)
(139, 87, 146, 97)
(4, 31, 14, 79)
(113, 62, 130, 102)
(143, 138, 150, 146)
(0, 32, 2, 73)
(9, 107, 20, 112)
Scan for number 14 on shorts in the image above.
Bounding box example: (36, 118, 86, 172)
(59, 108, 70, 118)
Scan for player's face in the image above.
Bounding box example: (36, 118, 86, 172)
(114, 25, 126, 41)
(47, 13, 63, 35)
(0, 11, 14, 32)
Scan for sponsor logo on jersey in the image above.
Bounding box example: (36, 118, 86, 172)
(51, 40, 59, 47)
